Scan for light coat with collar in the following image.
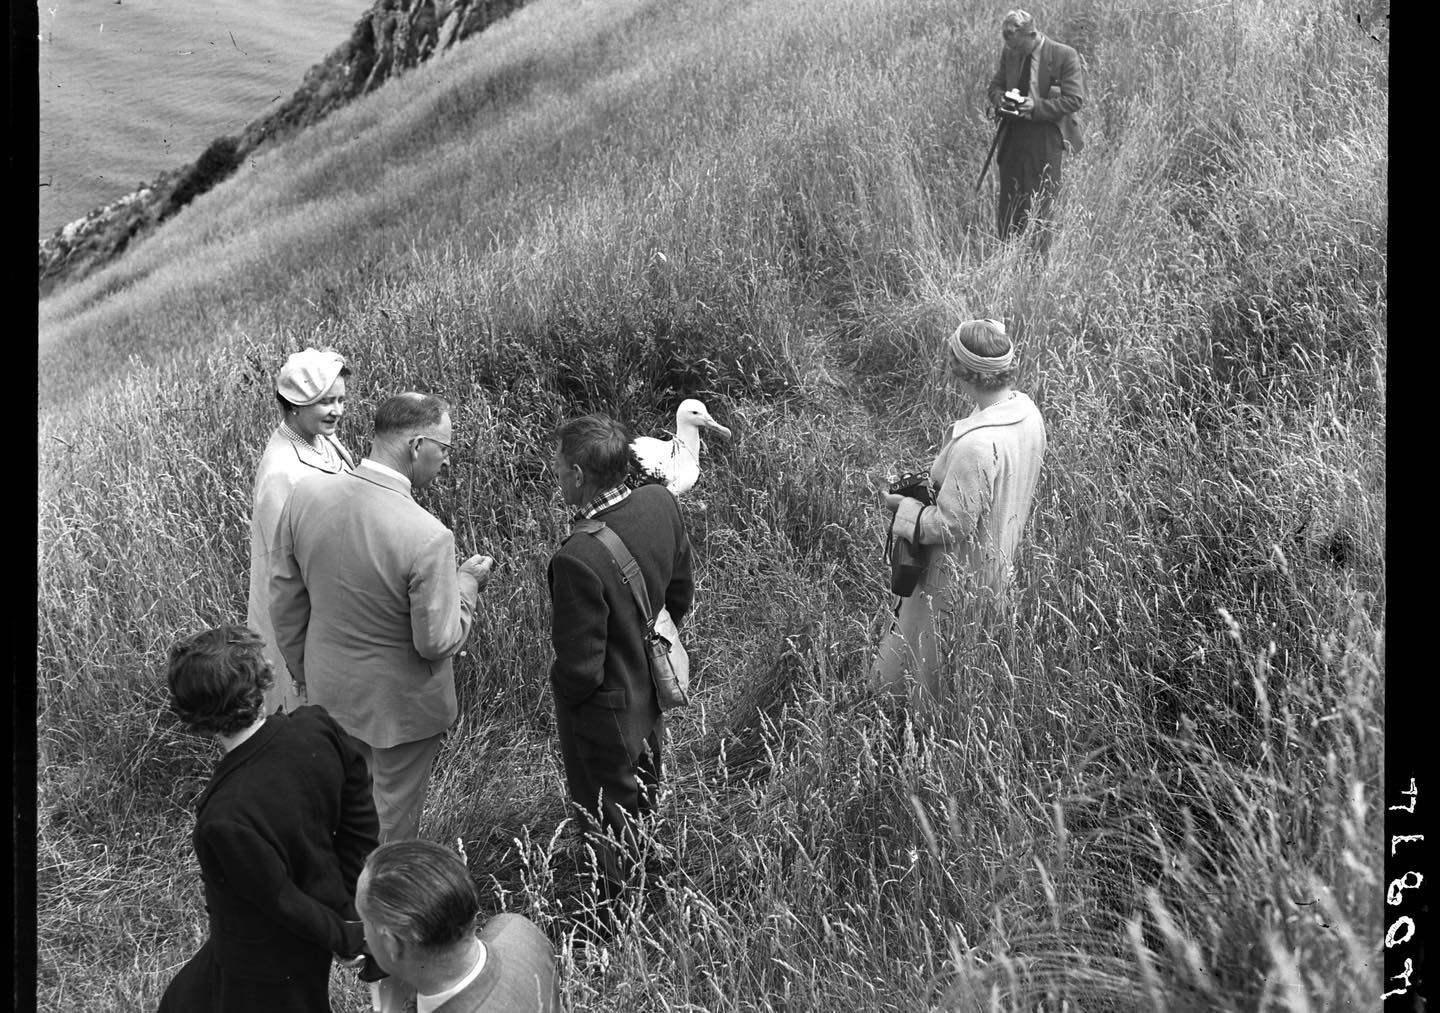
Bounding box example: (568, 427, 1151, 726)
(890, 391, 1047, 595)
(270, 461, 479, 749)
(874, 393, 1046, 701)
(248, 425, 355, 715)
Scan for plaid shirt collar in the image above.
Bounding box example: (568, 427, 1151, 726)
(575, 483, 631, 522)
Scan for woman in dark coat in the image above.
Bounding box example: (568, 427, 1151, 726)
(158, 624, 379, 1013)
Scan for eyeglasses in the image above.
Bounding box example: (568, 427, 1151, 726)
(416, 435, 452, 459)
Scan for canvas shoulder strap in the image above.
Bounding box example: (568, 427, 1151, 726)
(571, 519, 655, 633)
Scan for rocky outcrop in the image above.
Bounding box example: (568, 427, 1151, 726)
(38, 0, 531, 296)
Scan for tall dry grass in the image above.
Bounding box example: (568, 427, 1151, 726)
(37, 0, 1384, 1008)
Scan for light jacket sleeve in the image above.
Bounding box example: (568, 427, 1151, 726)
(268, 496, 311, 683)
(251, 453, 300, 560)
(408, 527, 477, 663)
(891, 438, 995, 549)
(548, 552, 609, 705)
(1031, 44, 1084, 123)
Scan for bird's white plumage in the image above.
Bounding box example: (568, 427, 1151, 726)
(631, 398, 732, 495)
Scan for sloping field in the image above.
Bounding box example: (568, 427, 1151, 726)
(37, 0, 1386, 1008)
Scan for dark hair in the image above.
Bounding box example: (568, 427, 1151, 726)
(554, 413, 634, 489)
(167, 625, 273, 736)
(949, 318, 1018, 391)
(373, 392, 449, 436)
(362, 841, 479, 951)
(275, 364, 352, 411)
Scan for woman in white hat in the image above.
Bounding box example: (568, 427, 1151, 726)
(246, 347, 355, 715)
(872, 317, 1047, 714)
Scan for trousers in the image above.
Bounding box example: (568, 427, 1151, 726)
(349, 732, 444, 845)
(996, 118, 1064, 247)
(556, 710, 664, 896)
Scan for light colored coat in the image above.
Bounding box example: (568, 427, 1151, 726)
(246, 426, 355, 715)
(270, 462, 479, 748)
(432, 914, 561, 1012)
(874, 392, 1046, 704)
(892, 391, 1047, 593)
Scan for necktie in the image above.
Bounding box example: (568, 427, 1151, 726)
(1017, 52, 1033, 97)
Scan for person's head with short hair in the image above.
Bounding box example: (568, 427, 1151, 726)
(369, 392, 453, 489)
(1002, 9, 1039, 51)
(551, 413, 634, 508)
(356, 840, 480, 986)
(946, 317, 1018, 391)
(167, 625, 273, 738)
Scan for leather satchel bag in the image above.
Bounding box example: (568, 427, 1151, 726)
(572, 519, 690, 710)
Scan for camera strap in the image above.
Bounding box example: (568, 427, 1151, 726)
(571, 518, 656, 636)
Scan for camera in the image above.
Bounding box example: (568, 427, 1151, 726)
(885, 472, 934, 597)
(888, 471, 934, 504)
(358, 952, 389, 983)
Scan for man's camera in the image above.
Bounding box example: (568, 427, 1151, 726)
(358, 952, 389, 983)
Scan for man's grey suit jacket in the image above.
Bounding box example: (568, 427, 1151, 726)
(271, 461, 478, 748)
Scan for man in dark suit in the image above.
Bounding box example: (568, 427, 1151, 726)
(547, 413, 694, 911)
(158, 625, 378, 1013)
(986, 9, 1085, 249)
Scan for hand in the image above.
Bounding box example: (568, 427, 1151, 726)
(357, 952, 390, 983)
(336, 938, 390, 982)
(459, 554, 495, 590)
(882, 493, 906, 514)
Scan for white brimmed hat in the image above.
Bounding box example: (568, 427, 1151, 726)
(277, 348, 346, 406)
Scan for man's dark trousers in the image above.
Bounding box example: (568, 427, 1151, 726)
(996, 118, 1063, 247)
(555, 707, 662, 899)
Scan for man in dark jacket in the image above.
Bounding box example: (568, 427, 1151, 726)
(158, 625, 379, 1013)
(986, 9, 1085, 249)
(547, 414, 694, 910)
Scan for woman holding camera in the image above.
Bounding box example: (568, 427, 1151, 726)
(872, 317, 1047, 712)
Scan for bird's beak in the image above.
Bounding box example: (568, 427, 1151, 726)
(703, 418, 732, 438)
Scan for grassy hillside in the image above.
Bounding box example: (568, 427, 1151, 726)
(37, 0, 1386, 1009)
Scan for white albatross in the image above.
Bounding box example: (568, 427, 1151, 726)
(631, 399, 732, 496)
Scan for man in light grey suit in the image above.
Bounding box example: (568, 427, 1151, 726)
(271, 392, 494, 847)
